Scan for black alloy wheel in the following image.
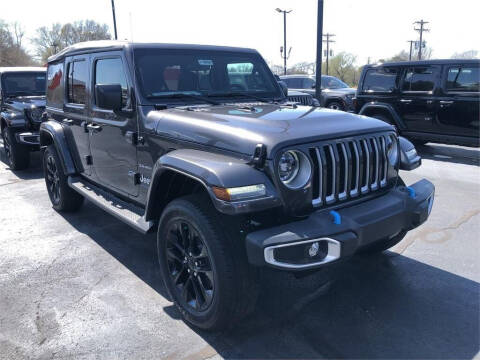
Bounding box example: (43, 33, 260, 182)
(165, 220, 215, 312)
(45, 153, 61, 205)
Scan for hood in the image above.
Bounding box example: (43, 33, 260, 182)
(149, 104, 393, 158)
(322, 87, 356, 96)
(6, 96, 46, 111)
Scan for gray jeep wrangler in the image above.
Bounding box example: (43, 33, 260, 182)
(40, 41, 434, 330)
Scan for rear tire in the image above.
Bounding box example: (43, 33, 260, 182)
(2, 127, 30, 170)
(157, 194, 258, 330)
(43, 145, 84, 212)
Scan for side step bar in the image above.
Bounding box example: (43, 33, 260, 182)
(68, 177, 154, 234)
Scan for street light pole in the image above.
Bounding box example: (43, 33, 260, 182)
(315, 0, 324, 101)
(276, 8, 292, 75)
(111, 0, 118, 40)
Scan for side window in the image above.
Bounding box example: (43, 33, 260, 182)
(302, 78, 315, 89)
(47, 62, 63, 108)
(66, 60, 88, 104)
(95, 58, 129, 108)
(362, 68, 398, 92)
(402, 67, 436, 92)
(446, 66, 479, 92)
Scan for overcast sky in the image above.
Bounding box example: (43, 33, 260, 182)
(2, 0, 479, 66)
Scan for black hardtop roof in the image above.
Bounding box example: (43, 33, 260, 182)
(366, 59, 480, 68)
(48, 40, 259, 63)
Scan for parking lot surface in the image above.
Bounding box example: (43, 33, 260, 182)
(0, 141, 479, 360)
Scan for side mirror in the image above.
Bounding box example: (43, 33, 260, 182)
(95, 84, 122, 111)
(399, 136, 421, 171)
(278, 81, 288, 97)
(311, 83, 316, 89)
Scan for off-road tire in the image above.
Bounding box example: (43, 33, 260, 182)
(157, 194, 258, 330)
(43, 145, 84, 212)
(327, 101, 345, 111)
(2, 127, 30, 170)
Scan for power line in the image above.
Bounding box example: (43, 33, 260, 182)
(322, 33, 335, 75)
(413, 19, 429, 60)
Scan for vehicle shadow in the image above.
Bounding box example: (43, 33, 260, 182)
(60, 202, 479, 359)
(417, 143, 480, 166)
(0, 139, 44, 180)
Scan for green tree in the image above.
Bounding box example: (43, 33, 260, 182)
(33, 20, 111, 62)
(324, 52, 359, 86)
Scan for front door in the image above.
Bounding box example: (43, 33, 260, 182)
(437, 64, 480, 137)
(397, 66, 440, 133)
(88, 52, 138, 197)
(64, 55, 92, 176)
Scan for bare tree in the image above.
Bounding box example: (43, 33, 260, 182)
(0, 20, 35, 66)
(451, 50, 478, 59)
(33, 20, 111, 62)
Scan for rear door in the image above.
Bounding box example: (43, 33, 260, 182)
(437, 64, 480, 137)
(64, 55, 92, 176)
(88, 52, 139, 197)
(397, 66, 440, 133)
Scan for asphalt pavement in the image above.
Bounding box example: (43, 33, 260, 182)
(0, 141, 479, 359)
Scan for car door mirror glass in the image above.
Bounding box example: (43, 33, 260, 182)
(95, 84, 122, 111)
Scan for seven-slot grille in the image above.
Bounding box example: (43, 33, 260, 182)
(309, 133, 396, 207)
(287, 94, 314, 106)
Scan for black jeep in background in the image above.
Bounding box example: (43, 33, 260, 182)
(280, 74, 356, 111)
(0, 67, 47, 170)
(40, 41, 434, 330)
(356, 59, 480, 147)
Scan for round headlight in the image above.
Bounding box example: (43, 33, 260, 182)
(278, 150, 312, 189)
(386, 136, 399, 165)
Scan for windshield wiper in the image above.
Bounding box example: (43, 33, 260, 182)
(147, 92, 220, 106)
(208, 92, 277, 104)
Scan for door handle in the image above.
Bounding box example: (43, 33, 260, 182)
(86, 123, 102, 132)
(62, 118, 73, 125)
(400, 99, 412, 103)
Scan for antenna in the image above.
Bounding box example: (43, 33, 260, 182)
(129, 12, 140, 134)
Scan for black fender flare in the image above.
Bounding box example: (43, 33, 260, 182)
(359, 103, 406, 130)
(39, 121, 77, 175)
(144, 149, 281, 218)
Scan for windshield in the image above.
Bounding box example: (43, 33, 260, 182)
(321, 76, 349, 89)
(133, 48, 281, 103)
(2, 72, 46, 97)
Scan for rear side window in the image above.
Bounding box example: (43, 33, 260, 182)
(95, 58, 129, 108)
(402, 67, 437, 92)
(362, 68, 398, 92)
(446, 67, 479, 92)
(67, 60, 88, 105)
(47, 62, 63, 108)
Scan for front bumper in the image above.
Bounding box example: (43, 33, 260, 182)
(246, 179, 434, 270)
(15, 132, 40, 146)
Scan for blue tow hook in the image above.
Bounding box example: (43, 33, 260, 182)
(406, 186, 416, 199)
(330, 210, 341, 225)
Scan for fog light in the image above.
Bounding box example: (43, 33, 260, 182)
(308, 242, 320, 257)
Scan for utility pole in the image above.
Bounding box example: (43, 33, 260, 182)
(413, 19, 429, 60)
(315, 0, 324, 101)
(276, 8, 292, 75)
(111, 0, 118, 40)
(407, 40, 415, 61)
(322, 33, 335, 75)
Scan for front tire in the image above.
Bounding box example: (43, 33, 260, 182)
(327, 101, 345, 111)
(43, 145, 84, 212)
(157, 194, 258, 330)
(2, 127, 30, 170)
